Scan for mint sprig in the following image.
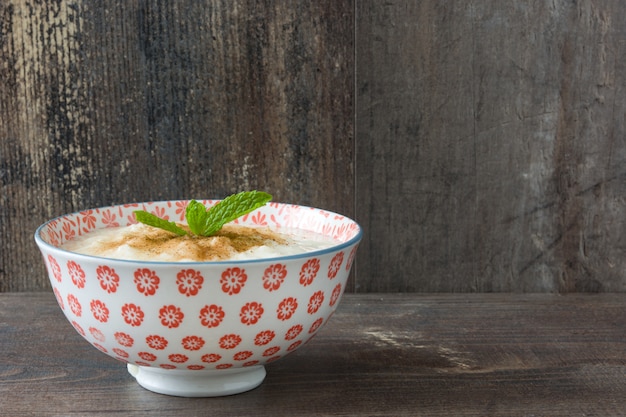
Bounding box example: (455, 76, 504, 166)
(134, 191, 272, 237)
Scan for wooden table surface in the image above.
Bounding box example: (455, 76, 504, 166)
(1, 293, 625, 416)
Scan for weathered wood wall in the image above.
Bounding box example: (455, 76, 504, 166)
(1, 1, 625, 293)
(0, 0, 354, 291)
(356, 1, 626, 292)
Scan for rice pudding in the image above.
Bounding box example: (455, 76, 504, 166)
(61, 223, 338, 262)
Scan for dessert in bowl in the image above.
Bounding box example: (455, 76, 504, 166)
(35, 196, 361, 397)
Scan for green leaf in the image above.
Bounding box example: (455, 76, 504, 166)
(133, 191, 272, 237)
(185, 199, 211, 236)
(194, 191, 272, 236)
(134, 210, 188, 236)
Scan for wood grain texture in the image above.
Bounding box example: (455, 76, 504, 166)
(2, 1, 626, 293)
(2, 293, 625, 416)
(356, 1, 626, 292)
(0, 1, 354, 291)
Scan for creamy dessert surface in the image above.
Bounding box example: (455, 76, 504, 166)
(61, 223, 337, 261)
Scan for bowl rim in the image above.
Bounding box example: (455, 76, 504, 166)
(34, 199, 363, 266)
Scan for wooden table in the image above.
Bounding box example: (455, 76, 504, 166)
(1, 293, 625, 416)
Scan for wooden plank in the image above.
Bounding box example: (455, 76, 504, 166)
(3, 0, 626, 293)
(0, 1, 354, 291)
(1, 293, 625, 416)
(355, 1, 626, 292)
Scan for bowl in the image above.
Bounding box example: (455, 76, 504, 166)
(35, 200, 361, 397)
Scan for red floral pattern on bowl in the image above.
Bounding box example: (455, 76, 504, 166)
(35, 200, 361, 397)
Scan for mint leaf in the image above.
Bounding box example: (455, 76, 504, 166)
(134, 210, 188, 236)
(196, 191, 272, 236)
(185, 199, 212, 236)
(133, 191, 272, 237)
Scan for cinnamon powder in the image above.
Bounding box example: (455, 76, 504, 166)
(98, 224, 287, 261)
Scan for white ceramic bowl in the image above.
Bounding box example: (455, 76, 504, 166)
(35, 200, 361, 397)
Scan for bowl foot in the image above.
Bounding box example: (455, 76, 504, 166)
(127, 363, 266, 397)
